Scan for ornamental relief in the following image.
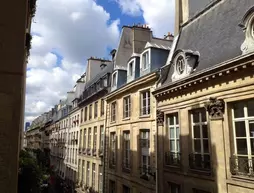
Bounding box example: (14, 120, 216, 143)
(205, 97, 225, 119)
(171, 49, 200, 82)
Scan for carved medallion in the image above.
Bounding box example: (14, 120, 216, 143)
(157, 110, 164, 126)
(205, 97, 225, 119)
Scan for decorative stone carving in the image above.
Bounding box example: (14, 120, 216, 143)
(171, 49, 200, 82)
(157, 110, 164, 126)
(239, 6, 254, 54)
(205, 97, 225, 119)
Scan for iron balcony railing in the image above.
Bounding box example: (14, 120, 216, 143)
(230, 156, 254, 177)
(98, 148, 103, 157)
(139, 165, 156, 180)
(92, 148, 97, 156)
(189, 153, 211, 172)
(122, 162, 131, 173)
(140, 138, 150, 148)
(165, 152, 181, 167)
(87, 148, 91, 155)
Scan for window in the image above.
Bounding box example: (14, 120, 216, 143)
(123, 131, 130, 170)
(140, 130, 150, 148)
(81, 109, 83, 123)
(80, 130, 83, 148)
(86, 162, 90, 186)
(128, 60, 134, 76)
(84, 106, 87, 121)
(103, 77, 108, 87)
(77, 115, 79, 125)
(109, 180, 116, 193)
(142, 51, 149, 69)
(190, 108, 210, 170)
(82, 160, 85, 183)
(88, 128, 91, 149)
(94, 101, 98, 118)
(169, 183, 181, 193)
(93, 126, 97, 150)
(140, 90, 150, 115)
(101, 99, 105, 116)
(100, 125, 104, 151)
(92, 163, 96, 189)
(123, 96, 131, 118)
(140, 129, 150, 177)
(83, 129, 87, 149)
(99, 165, 103, 193)
(230, 99, 254, 175)
(123, 185, 131, 193)
(110, 132, 116, 167)
(111, 102, 117, 122)
(112, 73, 117, 87)
(166, 113, 180, 166)
(89, 104, 92, 120)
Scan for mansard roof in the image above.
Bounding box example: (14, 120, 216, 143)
(161, 0, 254, 86)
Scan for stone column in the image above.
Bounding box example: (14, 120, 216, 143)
(205, 97, 227, 193)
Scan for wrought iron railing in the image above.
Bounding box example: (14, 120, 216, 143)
(122, 162, 131, 173)
(139, 165, 155, 180)
(230, 156, 254, 177)
(92, 148, 97, 156)
(189, 153, 211, 172)
(140, 139, 150, 148)
(98, 148, 103, 157)
(165, 152, 181, 167)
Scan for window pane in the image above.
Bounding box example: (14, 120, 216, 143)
(193, 126, 200, 138)
(193, 112, 199, 123)
(194, 139, 201, 152)
(169, 116, 174, 125)
(233, 103, 244, 118)
(235, 121, 246, 137)
(176, 139, 180, 152)
(176, 127, 180, 138)
(236, 139, 248, 155)
(247, 100, 254, 117)
(176, 114, 179, 124)
(203, 139, 209, 153)
(170, 140, 175, 151)
(202, 125, 208, 138)
(201, 110, 207, 122)
(249, 122, 254, 137)
(251, 139, 254, 155)
(169, 127, 175, 138)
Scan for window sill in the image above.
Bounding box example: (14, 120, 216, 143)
(122, 117, 130, 121)
(188, 168, 212, 177)
(139, 114, 150, 119)
(110, 121, 116, 124)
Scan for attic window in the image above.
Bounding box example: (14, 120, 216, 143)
(239, 6, 254, 54)
(128, 59, 135, 76)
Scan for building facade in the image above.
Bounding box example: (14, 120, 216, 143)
(105, 25, 173, 193)
(153, 1, 254, 193)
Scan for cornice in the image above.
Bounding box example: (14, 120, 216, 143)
(153, 52, 254, 98)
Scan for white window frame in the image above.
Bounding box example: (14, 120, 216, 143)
(89, 104, 92, 120)
(92, 163, 96, 189)
(100, 125, 104, 150)
(140, 90, 151, 116)
(128, 58, 135, 77)
(112, 71, 117, 87)
(88, 128, 92, 148)
(93, 126, 97, 150)
(168, 113, 180, 153)
(123, 96, 131, 118)
(110, 132, 116, 165)
(140, 129, 150, 148)
(99, 165, 103, 193)
(232, 100, 254, 173)
(123, 131, 130, 168)
(86, 161, 90, 186)
(141, 49, 151, 70)
(94, 101, 98, 118)
(83, 128, 87, 148)
(111, 102, 117, 122)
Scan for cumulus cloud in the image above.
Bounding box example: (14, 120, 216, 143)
(116, 0, 175, 37)
(25, 0, 120, 124)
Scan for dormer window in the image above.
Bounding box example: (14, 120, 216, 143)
(128, 59, 135, 77)
(141, 50, 150, 70)
(112, 72, 117, 87)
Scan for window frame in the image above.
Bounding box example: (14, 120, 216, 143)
(101, 99, 105, 116)
(94, 101, 98, 118)
(141, 49, 151, 70)
(140, 90, 151, 116)
(89, 104, 92, 120)
(123, 95, 131, 119)
(123, 130, 131, 169)
(128, 58, 135, 77)
(112, 71, 117, 87)
(167, 113, 180, 153)
(111, 101, 117, 122)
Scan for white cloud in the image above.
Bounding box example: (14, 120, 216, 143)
(25, 0, 120, 124)
(116, 0, 175, 37)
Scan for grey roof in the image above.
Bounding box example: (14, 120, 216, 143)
(162, 0, 254, 85)
(85, 62, 113, 88)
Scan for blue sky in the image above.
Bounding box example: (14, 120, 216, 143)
(25, 0, 175, 124)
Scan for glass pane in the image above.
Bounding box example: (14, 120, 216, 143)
(169, 127, 175, 138)
(193, 112, 199, 123)
(176, 114, 179, 125)
(249, 122, 254, 137)
(251, 139, 254, 155)
(203, 139, 209, 153)
(169, 116, 174, 125)
(170, 140, 175, 151)
(236, 139, 248, 155)
(235, 121, 246, 137)
(247, 100, 254, 117)
(201, 110, 207, 122)
(176, 139, 180, 152)
(194, 139, 201, 152)
(202, 125, 208, 138)
(193, 126, 200, 138)
(176, 127, 180, 138)
(233, 103, 244, 118)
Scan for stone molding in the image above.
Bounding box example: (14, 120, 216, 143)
(205, 97, 225, 119)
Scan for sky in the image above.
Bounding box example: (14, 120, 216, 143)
(25, 0, 175, 124)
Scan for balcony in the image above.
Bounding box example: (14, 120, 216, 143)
(139, 165, 156, 181)
(165, 152, 181, 167)
(230, 156, 254, 177)
(109, 159, 116, 169)
(122, 162, 131, 173)
(87, 148, 91, 155)
(189, 153, 211, 174)
(92, 148, 97, 156)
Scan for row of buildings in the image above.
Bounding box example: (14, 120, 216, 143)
(25, 1, 254, 193)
